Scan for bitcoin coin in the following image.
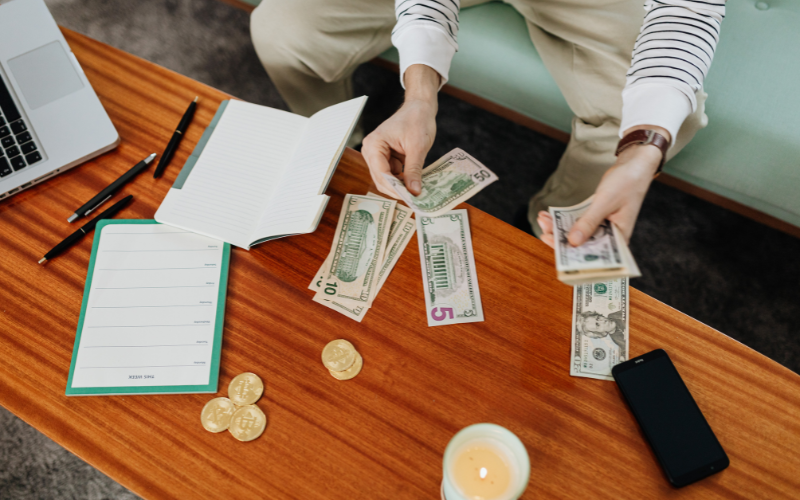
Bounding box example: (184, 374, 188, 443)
(228, 372, 264, 406)
(329, 352, 363, 381)
(321, 339, 357, 372)
(200, 397, 236, 433)
(228, 404, 267, 442)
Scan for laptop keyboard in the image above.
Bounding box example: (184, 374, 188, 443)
(0, 75, 43, 178)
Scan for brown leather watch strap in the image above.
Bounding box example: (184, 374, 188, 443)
(615, 129, 670, 177)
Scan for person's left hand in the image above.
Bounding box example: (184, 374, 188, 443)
(537, 126, 668, 248)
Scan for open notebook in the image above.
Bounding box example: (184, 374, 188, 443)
(155, 96, 367, 249)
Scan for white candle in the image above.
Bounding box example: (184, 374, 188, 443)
(442, 424, 530, 500)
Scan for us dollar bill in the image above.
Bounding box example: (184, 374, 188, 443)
(383, 148, 498, 216)
(570, 278, 629, 381)
(549, 197, 640, 286)
(417, 209, 484, 326)
(318, 194, 395, 308)
(368, 192, 410, 243)
(367, 192, 416, 301)
(312, 293, 368, 323)
(375, 212, 416, 298)
(309, 194, 410, 294)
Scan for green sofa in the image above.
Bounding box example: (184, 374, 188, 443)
(242, 0, 800, 232)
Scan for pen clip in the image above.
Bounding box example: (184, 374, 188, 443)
(84, 194, 112, 217)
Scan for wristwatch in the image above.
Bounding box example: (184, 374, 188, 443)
(615, 129, 670, 177)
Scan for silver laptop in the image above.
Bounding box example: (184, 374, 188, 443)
(0, 0, 119, 200)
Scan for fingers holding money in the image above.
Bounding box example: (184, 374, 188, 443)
(362, 138, 398, 198)
(536, 211, 555, 248)
(389, 154, 404, 176)
(362, 96, 436, 197)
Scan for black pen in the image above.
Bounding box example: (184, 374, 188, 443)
(41, 195, 133, 264)
(154, 96, 198, 178)
(68, 154, 155, 223)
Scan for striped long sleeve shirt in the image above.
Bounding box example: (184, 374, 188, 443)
(391, 0, 726, 143)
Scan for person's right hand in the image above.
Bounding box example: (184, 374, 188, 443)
(362, 64, 440, 197)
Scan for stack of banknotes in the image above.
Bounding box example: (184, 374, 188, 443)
(549, 197, 641, 286)
(550, 200, 635, 380)
(308, 192, 413, 322)
(309, 148, 498, 326)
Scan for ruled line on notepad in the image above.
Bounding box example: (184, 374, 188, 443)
(86, 324, 210, 328)
(97, 267, 216, 271)
(95, 286, 216, 290)
(83, 344, 209, 348)
(91, 305, 213, 309)
(102, 232, 190, 235)
(80, 365, 206, 369)
(101, 250, 220, 253)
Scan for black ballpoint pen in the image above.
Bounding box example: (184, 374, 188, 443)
(41, 195, 133, 264)
(154, 96, 198, 178)
(68, 154, 155, 223)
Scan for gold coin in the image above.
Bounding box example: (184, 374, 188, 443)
(228, 372, 264, 406)
(228, 404, 267, 442)
(200, 397, 236, 433)
(322, 339, 357, 372)
(329, 352, 363, 381)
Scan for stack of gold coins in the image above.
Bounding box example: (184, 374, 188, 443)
(322, 339, 363, 381)
(200, 372, 268, 442)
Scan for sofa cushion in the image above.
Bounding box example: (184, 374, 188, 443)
(664, 0, 800, 228)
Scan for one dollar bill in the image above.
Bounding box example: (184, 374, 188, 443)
(549, 197, 640, 286)
(570, 278, 629, 381)
(417, 209, 484, 326)
(383, 148, 498, 216)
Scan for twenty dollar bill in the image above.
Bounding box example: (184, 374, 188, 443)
(570, 278, 629, 381)
(383, 148, 498, 216)
(416, 209, 484, 326)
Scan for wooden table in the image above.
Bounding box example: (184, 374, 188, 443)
(1, 29, 799, 499)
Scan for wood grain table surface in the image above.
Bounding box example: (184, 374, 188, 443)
(1, 29, 799, 500)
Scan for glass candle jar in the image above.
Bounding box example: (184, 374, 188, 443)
(442, 424, 530, 500)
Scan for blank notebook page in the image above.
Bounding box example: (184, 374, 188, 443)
(254, 97, 364, 239)
(159, 100, 307, 247)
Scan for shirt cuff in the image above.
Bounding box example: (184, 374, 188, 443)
(620, 84, 694, 147)
(392, 26, 457, 90)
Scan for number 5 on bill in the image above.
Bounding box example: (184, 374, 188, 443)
(416, 209, 484, 326)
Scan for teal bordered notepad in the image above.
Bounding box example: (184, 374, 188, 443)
(66, 220, 231, 396)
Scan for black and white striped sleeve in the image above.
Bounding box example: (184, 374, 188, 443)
(392, 0, 461, 89)
(621, 0, 726, 143)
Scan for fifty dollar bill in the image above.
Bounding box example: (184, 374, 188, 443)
(570, 278, 629, 381)
(383, 148, 498, 216)
(417, 209, 484, 326)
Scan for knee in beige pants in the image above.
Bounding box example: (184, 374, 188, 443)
(250, 0, 394, 117)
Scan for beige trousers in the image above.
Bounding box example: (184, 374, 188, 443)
(250, 0, 707, 233)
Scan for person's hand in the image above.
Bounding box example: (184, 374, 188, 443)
(362, 64, 440, 197)
(536, 125, 669, 248)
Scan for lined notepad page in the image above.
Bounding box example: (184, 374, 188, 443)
(70, 224, 224, 390)
(157, 100, 307, 247)
(253, 97, 366, 240)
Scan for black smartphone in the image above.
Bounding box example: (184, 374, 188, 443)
(612, 349, 729, 487)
